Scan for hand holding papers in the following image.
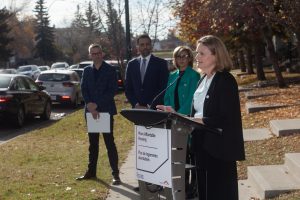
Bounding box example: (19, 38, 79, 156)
(86, 112, 110, 133)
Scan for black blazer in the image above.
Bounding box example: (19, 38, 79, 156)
(125, 55, 169, 107)
(192, 71, 245, 161)
(81, 61, 117, 115)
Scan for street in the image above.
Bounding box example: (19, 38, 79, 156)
(0, 103, 83, 145)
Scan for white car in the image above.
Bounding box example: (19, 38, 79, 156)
(78, 61, 92, 69)
(51, 62, 69, 69)
(17, 65, 41, 80)
(36, 69, 83, 108)
(38, 65, 50, 71)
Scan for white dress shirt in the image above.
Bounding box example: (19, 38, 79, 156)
(193, 73, 216, 118)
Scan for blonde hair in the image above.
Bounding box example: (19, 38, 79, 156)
(88, 43, 102, 53)
(172, 46, 194, 69)
(197, 35, 232, 71)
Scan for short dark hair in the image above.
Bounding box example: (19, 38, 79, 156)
(137, 34, 152, 45)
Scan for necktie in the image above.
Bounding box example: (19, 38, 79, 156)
(140, 58, 147, 83)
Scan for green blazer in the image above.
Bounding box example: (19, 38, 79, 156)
(164, 66, 200, 115)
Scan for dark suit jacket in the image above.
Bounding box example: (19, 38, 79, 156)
(81, 61, 117, 115)
(125, 54, 169, 107)
(192, 71, 245, 161)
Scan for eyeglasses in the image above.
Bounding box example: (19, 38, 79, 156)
(176, 54, 189, 59)
(90, 52, 102, 56)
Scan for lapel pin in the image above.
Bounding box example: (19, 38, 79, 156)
(206, 95, 209, 99)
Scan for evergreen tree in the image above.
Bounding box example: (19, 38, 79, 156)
(84, 1, 100, 34)
(72, 4, 86, 29)
(34, 0, 56, 62)
(106, 0, 125, 59)
(0, 8, 13, 62)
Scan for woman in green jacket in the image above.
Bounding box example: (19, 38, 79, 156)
(164, 46, 200, 198)
(164, 46, 200, 115)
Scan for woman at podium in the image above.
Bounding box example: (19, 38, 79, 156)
(163, 46, 200, 198)
(157, 35, 245, 200)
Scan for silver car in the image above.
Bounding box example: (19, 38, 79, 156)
(36, 70, 82, 108)
(17, 65, 41, 80)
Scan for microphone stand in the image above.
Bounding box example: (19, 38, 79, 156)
(149, 73, 183, 110)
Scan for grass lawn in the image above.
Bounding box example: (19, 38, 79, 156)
(0, 94, 133, 200)
(0, 71, 299, 199)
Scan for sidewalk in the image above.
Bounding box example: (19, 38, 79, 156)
(106, 147, 139, 200)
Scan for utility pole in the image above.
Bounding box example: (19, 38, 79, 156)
(125, 0, 132, 62)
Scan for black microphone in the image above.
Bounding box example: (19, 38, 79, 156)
(149, 73, 183, 110)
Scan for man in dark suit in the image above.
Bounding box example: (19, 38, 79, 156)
(125, 34, 169, 191)
(76, 43, 121, 185)
(125, 34, 169, 109)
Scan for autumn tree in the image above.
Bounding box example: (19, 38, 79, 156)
(0, 8, 13, 63)
(34, 0, 57, 63)
(8, 16, 36, 64)
(173, 0, 287, 87)
(277, 0, 300, 56)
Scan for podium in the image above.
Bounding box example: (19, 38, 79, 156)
(121, 109, 221, 200)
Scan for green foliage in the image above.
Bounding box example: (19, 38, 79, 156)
(84, 1, 101, 35)
(34, 0, 57, 62)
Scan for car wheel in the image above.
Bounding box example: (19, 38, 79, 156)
(15, 106, 25, 127)
(41, 101, 51, 120)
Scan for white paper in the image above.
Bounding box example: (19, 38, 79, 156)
(86, 112, 110, 133)
(135, 126, 172, 188)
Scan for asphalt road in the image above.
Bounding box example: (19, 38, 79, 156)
(0, 103, 83, 145)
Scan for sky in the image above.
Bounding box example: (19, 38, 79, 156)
(1, 0, 175, 39)
(1, 0, 83, 28)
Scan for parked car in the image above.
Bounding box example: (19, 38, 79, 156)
(17, 65, 41, 80)
(51, 62, 69, 69)
(36, 69, 82, 108)
(78, 61, 92, 69)
(0, 68, 17, 74)
(69, 64, 79, 69)
(0, 74, 51, 127)
(106, 60, 125, 91)
(70, 68, 84, 80)
(165, 57, 176, 72)
(38, 65, 50, 71)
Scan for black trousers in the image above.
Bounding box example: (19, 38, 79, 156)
(87, 116, 119, 176)
(196, 148, 238, 200)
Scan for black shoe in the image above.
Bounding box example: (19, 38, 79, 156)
(133, 186, 139, 192)
(112, 175, 121, 185)
(76, 172, 96, 181)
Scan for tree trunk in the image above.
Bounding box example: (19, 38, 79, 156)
(245, 45, 255, 74)
(295, 31, 300, 58)
(264, 33, 286, 87)
(239, 50, 246, 72)
(232, 52, 239, 69)
(253, 40, 266, 81)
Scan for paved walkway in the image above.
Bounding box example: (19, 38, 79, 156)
(106, 147, 139, 200)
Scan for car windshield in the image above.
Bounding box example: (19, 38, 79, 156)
(0, 76, 12, 88)
(52, 64, 65, 69)
(38, 73, 70, 81)
(17, 66, 31, 72)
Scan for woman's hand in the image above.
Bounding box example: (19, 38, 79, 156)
(156, 105, 175, 112)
